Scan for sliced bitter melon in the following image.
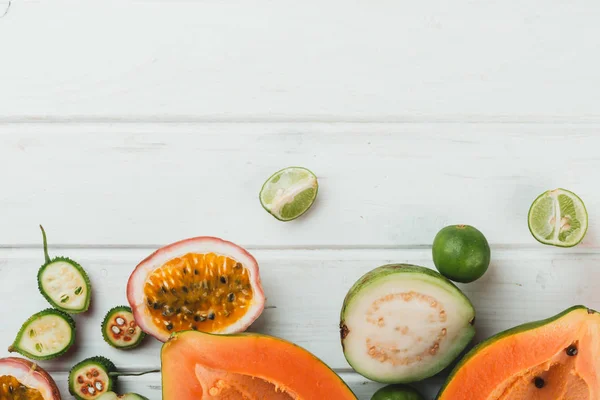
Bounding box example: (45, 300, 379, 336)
(69, 356, 159, 400)
(8, 308, 76, 360)
(38, 225, 92, 313)
(69, 356, 117, 400)
(101, 306, 146, 350)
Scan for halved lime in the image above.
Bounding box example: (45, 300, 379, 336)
(260, 167, 318, 221)
(528, 188, 588, 247)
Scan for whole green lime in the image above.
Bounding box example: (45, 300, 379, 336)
(371, 384, 424, 400)
(432, 225, 490, 283)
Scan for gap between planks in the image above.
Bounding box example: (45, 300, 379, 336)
(1, 116, 600, 124)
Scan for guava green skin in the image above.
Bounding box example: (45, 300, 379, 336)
(436, 305, 596, 399)
(432, 225, 490, 283)
(340, 264, 476, 384)
(371, 384, 424, 400)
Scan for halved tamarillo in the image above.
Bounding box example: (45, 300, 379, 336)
(127, 236, 265, 342)
(0, 357, 61, 400)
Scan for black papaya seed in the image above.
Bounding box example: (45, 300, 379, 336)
(534, 377, 545, 389)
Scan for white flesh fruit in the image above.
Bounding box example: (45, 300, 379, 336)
(40, 260, 89, 311)
(11, 311, 75, 360)
(341, 264, 475, 384)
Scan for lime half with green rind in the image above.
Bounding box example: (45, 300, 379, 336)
(528, 188, 588, 247)
(260, 167, 318, 221)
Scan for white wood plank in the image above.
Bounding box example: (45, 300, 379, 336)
(1, 123, 599, 247)
(1, 1, 599, 120)
(1, 247, 599, 398)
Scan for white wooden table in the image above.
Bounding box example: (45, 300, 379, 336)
(1, 1, 599, 399)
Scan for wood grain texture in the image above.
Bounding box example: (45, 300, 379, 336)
(1, 247, 599, 398)
(1, 123, 599, 247)
(0, 1, 599, 120)
(2, 1, 600, 398)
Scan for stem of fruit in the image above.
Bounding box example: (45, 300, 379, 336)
(109, 370, 160, 377)
(39, 225, 50, 263)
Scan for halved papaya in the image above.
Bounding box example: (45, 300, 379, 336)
(0, 357, 61, 400)
(437, 305, 600, 399)
(161, 330, 358, 399)
(127, 237, 265, 342)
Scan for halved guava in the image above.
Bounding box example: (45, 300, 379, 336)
(0, 357, 61, 400)
(340, 264, 475, 384)
(127, 236, 265, 342)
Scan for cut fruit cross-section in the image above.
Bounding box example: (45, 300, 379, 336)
(9, 308, 76, 361)
(259, 166, 318, 221)
(0, 357, 61, 400)
(161, 330, 357, 399)
(528, 188, 588, 247)
(340, 264, 476, 384)
(127, 236, 265, 342)
(102, 306, 146, 350)
(37, 225, 92, 313)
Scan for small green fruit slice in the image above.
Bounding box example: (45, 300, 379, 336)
(432, 225, 491, 283)
(69, 356, 116, 400)
(98, 392, 149, 400)
(102, 306, 146, 350)
(371, 384, 424, 400)
(8, 308, 76, 360)
(528, 188, 588, 247)
(259, 166, 318, 221)
(340, 264, 475, 384)
(38, 225, 92, 313)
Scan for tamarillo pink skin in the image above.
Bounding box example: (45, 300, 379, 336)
(127, 236, 265, 342)
(0, 357, 62, 399)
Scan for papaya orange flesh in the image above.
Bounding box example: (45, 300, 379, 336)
(438, 306, 600, 400)
(161, 330, 358, 400)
